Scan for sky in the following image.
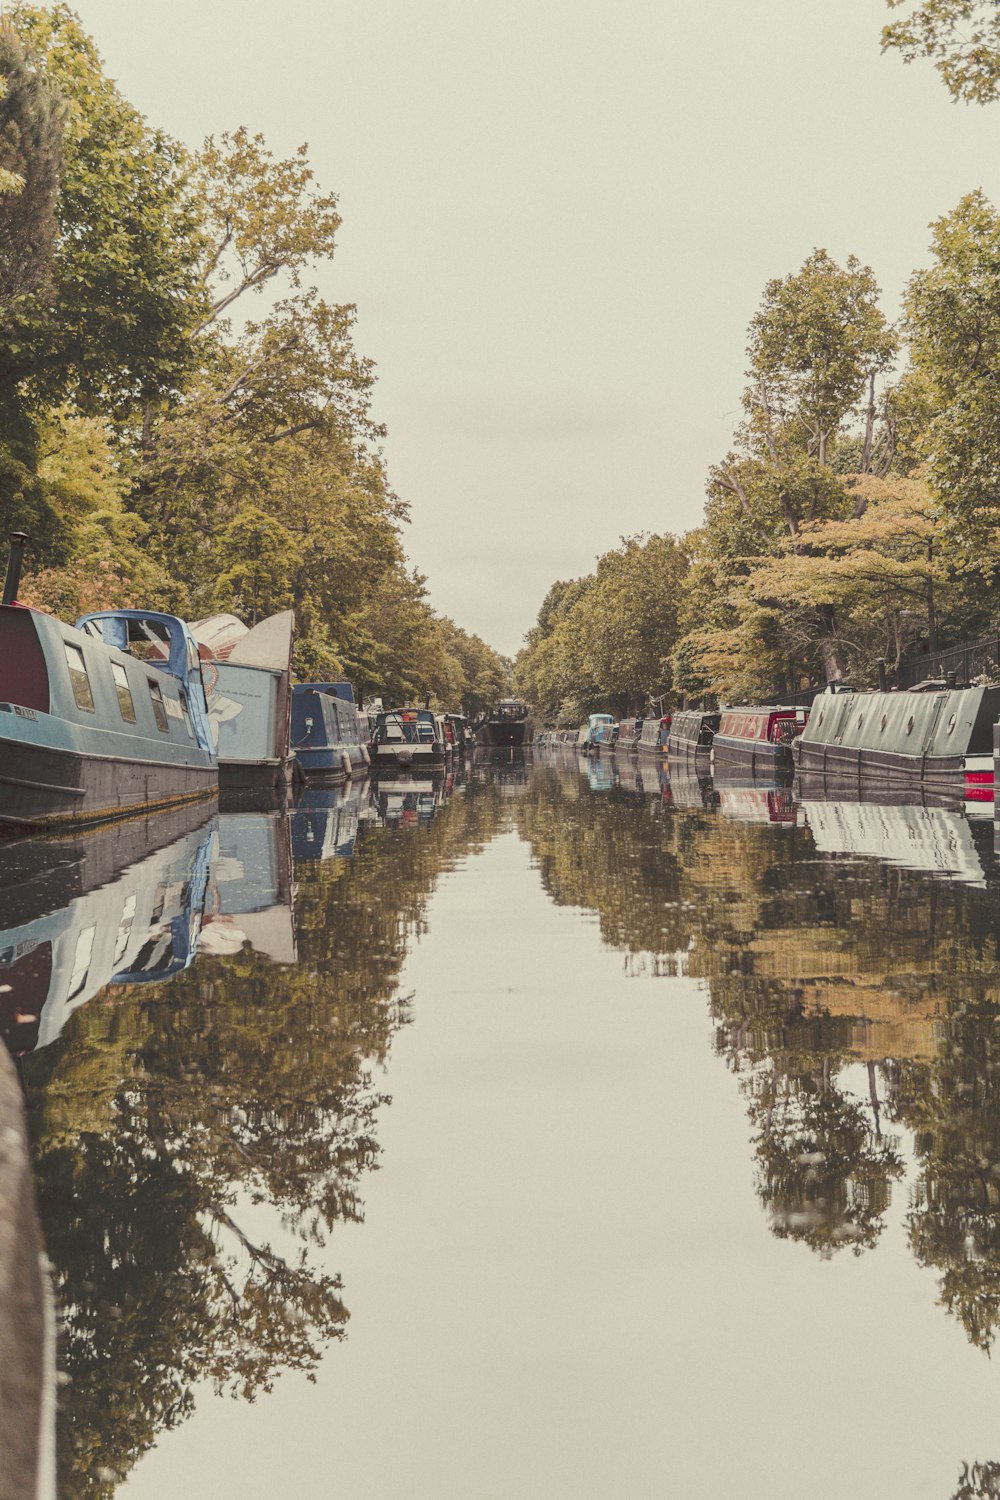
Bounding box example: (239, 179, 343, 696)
(65, 0, 1000, 656)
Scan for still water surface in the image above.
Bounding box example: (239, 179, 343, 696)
(8, 752, 1000, 1498)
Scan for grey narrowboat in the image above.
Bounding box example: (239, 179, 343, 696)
(667, 710, 719, 768)
(197, 610, 296, 791)
(793, 683, 1000, 801)
(0, 603, 217, 835)
(637, 713, 672, 756)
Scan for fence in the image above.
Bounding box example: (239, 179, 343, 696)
(897, 635, 1000, 689)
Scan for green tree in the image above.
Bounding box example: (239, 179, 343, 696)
(883, 0, 1000, 102)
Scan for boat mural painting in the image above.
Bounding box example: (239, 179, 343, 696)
(290, 681, 369, 781)
(667, 710, 719, 768)
(370, 707, 446, 769)
(195, 611, 296, 792)
(0, 589, 217, 836)
(711, 706, 807, 779)
(637, 714, 672, 756)
(475, 699, 535, 748)
(793, 684, 1000, 800)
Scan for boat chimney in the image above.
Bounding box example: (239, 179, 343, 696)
(946, 669, 957, 688)
(2, 531, 28, 606)
(876, 657, 887, 693)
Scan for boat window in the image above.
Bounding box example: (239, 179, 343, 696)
(64, 642, 95, 712)
(947, 712, 957, 734)
(148, 678, 170, 733)
(906, 715, 915, 735)
(880, 714, 887, 732)
(178, 687, 194, 739)
(817, 710, 824, 726)
(111, 661, 137, 723)
(856, 713, 864, 730)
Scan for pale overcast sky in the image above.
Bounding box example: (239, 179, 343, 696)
(68, 0, 1000, 656)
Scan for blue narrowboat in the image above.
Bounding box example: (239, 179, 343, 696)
(291, 680, 370, 780)
(0, 599, 217, 835)
(577, 713, 617, 753)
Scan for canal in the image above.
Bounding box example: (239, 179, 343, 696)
(7, 750, 1000, 1499)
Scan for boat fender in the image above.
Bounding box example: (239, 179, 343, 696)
(341, 751, 353, 779)
(361, 745, 371, 766)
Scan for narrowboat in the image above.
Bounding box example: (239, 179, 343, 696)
(0, 600, 217, 835)
(370, 707, 446, 769)
(637, 714, 672, 756)
(196, 610, 296, 791)
(616, 717, 643, 753)
(577, 713, 617, 752)
(793, 683, 1000, 799)
(444, 712, 472, 753)
(711, 705, 808, 778)
(290, 680, 370, 780)
(475, 698, 535, 747)
(667, 710, 719, 768)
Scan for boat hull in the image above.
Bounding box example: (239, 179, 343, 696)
(0, 729, 216, 835)
(370, 743, 445, 769)
(712, 737, 793, 777)
(475, 720, 534, 747)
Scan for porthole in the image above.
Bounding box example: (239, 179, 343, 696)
(817, 710, 825, 727)
(880, 714, 887, 732)
(856, 713, 864, 730)
(906, 715, 915, 735)
(947, 712, 957, 734)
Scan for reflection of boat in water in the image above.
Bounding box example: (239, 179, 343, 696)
(667, 764, 718, 810)
(716, 781, 798, 825)
(290, 780, 370, 861)
(802, 796, 992, 886)
(0, 805, 297, 1054)
(372, 774, 445, 826)
(0, 805, 216, 1054)
(585, 757, 617, 793)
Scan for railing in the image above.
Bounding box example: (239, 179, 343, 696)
(898, 635, 1000, 689)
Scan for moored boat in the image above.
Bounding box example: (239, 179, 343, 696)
(615, 716, 643, 753)
(793, 683, 1000, 800)
(291, 680, 369, 780)
(712, 705, 808, 778)
(577, 713, 617, 753)
(0, 590, 217, 835)
(195, 610, 296, 791)
(637, 713, 672, 756)
(370, 706, 446, 769)
(667, 710, 719, 767)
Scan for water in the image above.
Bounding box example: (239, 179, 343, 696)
(8, 751, 1000, 1499)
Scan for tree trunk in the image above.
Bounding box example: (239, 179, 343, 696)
(818, 604, 846, 682)
(926, 542, 937, 656)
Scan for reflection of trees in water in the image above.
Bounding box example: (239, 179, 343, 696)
(25, 776, 513, 1499)
(953, 1461, 1000, 1499)
(519, 763, 1000, 1342)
